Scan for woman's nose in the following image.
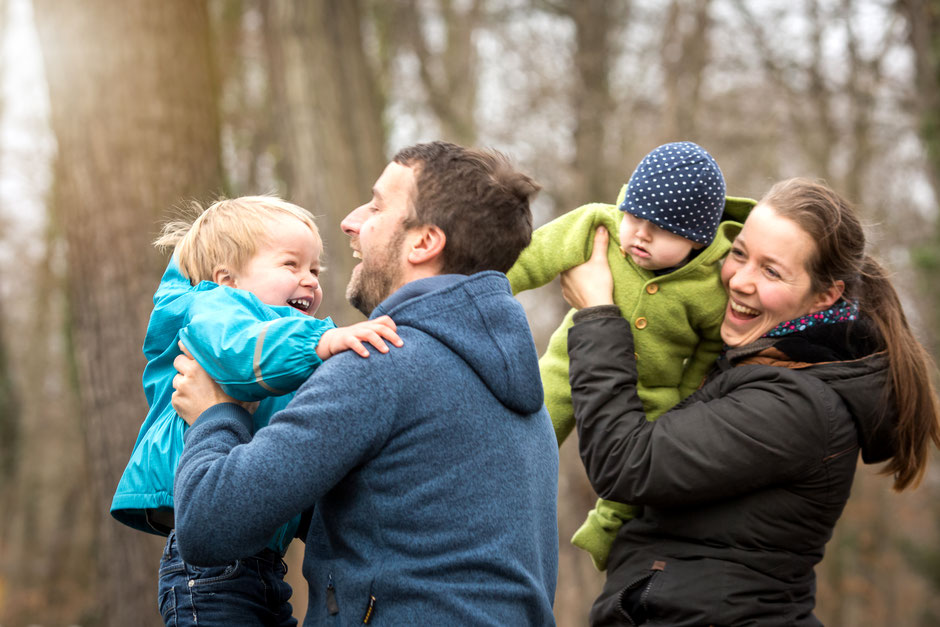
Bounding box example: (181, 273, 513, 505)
(727, 265, 754, 293)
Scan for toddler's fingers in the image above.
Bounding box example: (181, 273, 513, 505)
(349, 337, 370, 358)
(376, 325, 403, 347)
(364, 331, 390, 354)
(373, 315, 397, 331)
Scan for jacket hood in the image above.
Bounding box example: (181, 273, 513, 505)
(143, 261, 217, 360)
(373, 272, 545, 415)
(804, 352, 896, 464)
(730, 318, 897, 464)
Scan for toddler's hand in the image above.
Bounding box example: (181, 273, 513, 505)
(316, 315, 403, 359)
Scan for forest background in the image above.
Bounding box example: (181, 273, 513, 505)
(1, 0, 940, 625)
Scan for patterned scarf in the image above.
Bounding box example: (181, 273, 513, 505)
(763, 299, 860, 338)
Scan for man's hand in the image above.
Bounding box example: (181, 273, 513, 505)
(172, 343, 240, 425)
(316, 315, 403, 360)
(560, 227, 615, 309)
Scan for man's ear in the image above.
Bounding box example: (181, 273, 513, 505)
(213, 266, 237, 287)
(406, 225, 446, 266)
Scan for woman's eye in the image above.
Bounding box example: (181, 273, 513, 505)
(764, 266, 780, 279)
(730, 247, 744, 258)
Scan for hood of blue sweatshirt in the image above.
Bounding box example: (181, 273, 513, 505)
(372, 271, 545, 416)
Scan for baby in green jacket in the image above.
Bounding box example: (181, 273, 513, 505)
(507, 141, 755, 570)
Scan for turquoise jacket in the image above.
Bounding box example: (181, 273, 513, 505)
(110, 259, 335, 552)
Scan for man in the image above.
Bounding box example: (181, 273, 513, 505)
(171, 141, 559, 625)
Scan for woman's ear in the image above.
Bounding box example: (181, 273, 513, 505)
(811, 279, 845, 312)
(213, 266, 237, 287)
(407, 225, 446, 266)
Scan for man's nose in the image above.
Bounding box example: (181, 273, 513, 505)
(341, 204, 368, 236)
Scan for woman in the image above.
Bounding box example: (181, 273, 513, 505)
(561, 178, 940, 626)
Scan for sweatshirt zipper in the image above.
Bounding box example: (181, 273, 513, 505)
(326, 573, 339, 615)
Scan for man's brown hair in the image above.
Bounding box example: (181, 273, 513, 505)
(393, 141, 540, 275)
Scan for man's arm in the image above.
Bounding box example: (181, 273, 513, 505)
(171, 348, 397, 565)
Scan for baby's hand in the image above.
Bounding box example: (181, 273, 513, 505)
(316, 316, 403, 359)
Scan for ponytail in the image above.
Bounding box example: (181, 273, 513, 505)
(762, 178, 940, 491)
(856, 256, 940, 490)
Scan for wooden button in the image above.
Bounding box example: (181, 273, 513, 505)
(646, 283, 659, 294)
(635, 317, 648, 329)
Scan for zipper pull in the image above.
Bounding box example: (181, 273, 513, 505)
(326, 574, 339, 615)
(362, 594, 376, 624)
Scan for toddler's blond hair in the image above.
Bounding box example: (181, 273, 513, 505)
(155, 196, 321, 285)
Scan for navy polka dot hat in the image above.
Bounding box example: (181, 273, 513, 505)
(618, 141, 726, 245)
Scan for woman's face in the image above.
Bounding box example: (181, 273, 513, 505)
(720, 203, 841, 347)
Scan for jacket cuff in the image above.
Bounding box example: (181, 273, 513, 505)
(188, 402, 254, 435)
(573, 305, 621, 324)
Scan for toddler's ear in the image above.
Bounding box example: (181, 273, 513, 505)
(213, 266, 237, 287)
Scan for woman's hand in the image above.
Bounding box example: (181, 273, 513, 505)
(561, 226, 615, 309)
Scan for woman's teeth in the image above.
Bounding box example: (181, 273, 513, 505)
(730, 300, 760, 316)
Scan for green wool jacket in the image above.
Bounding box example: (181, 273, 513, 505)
(508, 192, 755, 445)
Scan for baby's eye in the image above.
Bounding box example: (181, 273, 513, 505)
(310, 267, 321, 276)
(284, 260, 297, 267)
(729, 247, 744, 258)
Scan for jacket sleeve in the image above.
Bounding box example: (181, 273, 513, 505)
(506, 204, 615, 294)
(173, 350, 397, 565)
(568, 310, 830, 507)
(179, 287, 336, 401)
(677, 309, 724, 399)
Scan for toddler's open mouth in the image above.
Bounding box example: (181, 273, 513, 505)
(288, 298, 312, 312)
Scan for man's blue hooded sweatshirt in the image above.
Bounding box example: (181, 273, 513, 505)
(174, 272, 560, 625)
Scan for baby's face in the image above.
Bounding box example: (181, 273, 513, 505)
(231, 215, 323, 316)
(619, 212, 700, 271)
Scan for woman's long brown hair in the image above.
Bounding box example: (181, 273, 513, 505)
(761, 178, 940, 490)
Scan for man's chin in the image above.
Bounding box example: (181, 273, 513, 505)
(345, 281, 374, 317)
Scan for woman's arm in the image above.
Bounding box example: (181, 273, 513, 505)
(568, 312, 832, 506)
(564, 228, 832, 506)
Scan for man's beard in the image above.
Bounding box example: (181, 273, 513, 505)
(346, 227, 406, 316)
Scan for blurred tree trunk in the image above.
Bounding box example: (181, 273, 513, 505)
(564, 0, 620, 209)
(261, 0, 386, 327)
(400, 0, 483, 146)
(533, 1, 625, 623)
(0, 299, 18, 494)
(899, 0, 940, 357)
(32, 2, 222, 625)
(660, 0, 712, 140)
